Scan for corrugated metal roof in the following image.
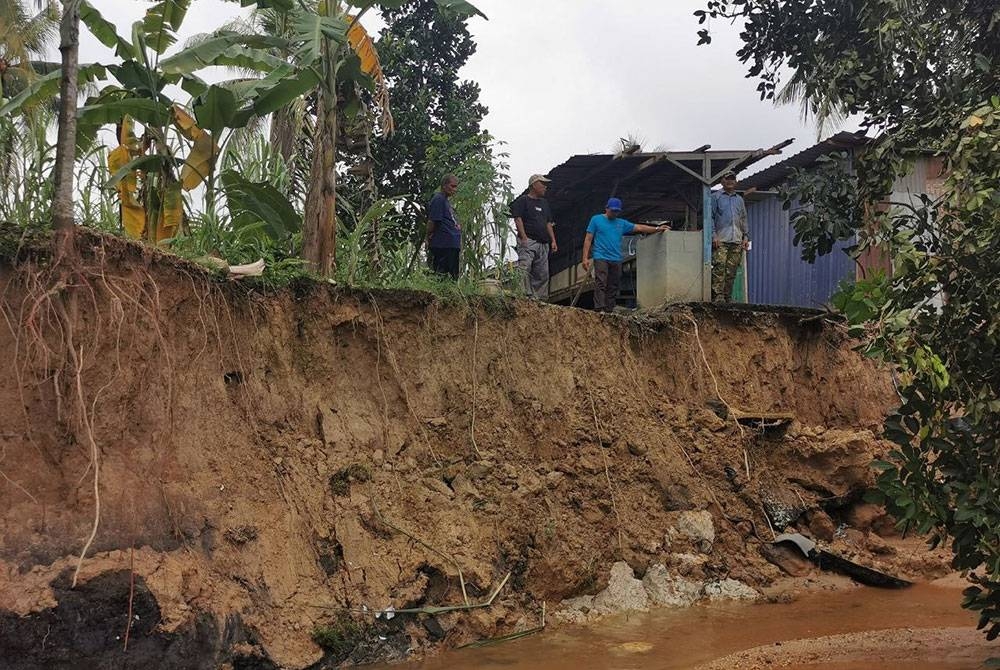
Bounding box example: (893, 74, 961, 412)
(739, 132, 870, 191)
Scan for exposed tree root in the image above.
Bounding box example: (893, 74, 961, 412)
(584, 381, 625, 556)
(368, 295, 442, 467)
(0, 238, 206, 588)
(469, 317, 483, 459)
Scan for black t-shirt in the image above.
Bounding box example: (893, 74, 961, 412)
(511, 195, 553, 242)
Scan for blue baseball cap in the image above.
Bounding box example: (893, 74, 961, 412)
(606, 197, 623, 211)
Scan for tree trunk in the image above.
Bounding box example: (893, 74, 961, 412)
(51, 0, 80, 261)
(302, 50, 339, 278)
(270, 106, 298, 165)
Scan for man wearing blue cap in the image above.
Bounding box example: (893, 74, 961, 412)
(582, 198, 668, 312)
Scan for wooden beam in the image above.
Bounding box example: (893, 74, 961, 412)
(662, 155, 711, 183)
(708, 138, 797, 183)
(628, 151, 770, 161)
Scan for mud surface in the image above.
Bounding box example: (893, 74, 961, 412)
(396, 582, 995, 670)
(0, 230, 954, 667)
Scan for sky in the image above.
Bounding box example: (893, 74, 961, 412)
(72, 0, 844, 192)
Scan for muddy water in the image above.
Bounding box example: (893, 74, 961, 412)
(392, 584, 994, 670)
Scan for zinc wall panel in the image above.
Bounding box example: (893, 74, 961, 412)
(747, 197, 856, 307)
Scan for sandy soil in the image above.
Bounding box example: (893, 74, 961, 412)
(695, 627, 995, 669)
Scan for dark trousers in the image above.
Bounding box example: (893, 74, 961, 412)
(593, 260, 622, 312)
(430, 247, 460, 279)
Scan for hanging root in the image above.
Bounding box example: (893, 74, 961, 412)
(683, 312, 745, 438)
(584, 382, 625, 556)
(368, 295, 442, 467)
(65, 337, 101, 588)
(469, 317, 483, 459)
(3, 239, 174, 588)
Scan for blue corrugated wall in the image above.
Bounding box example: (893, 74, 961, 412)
(747, 196, 857, 307)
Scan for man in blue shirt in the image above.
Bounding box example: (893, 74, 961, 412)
(426, 174, 461, 279)
(582, 198, 668, 312)
(710, 172, 751, 302)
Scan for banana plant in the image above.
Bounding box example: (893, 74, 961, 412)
(217, 0, 485, 277)
(0, 0, 298, 242)
(2, 0, 484, 270)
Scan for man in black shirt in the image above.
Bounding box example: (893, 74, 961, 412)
(511, 174, 557, 299)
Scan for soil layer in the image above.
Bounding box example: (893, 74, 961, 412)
(0, 230, 949, 667)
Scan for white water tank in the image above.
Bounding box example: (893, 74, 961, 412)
(636, 230, 705, 307)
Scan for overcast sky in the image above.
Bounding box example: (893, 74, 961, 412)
(74, 0, 843, 191)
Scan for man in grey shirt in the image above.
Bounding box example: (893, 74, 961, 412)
(711, 172, 751, 302)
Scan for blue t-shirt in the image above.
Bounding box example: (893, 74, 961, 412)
(428, 192, 461, 249)
(586, 214, 635, 262)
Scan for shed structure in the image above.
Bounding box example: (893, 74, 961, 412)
(543, 140, 793, 307)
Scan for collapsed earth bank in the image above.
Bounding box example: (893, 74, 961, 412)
(0, 232, 939, 668)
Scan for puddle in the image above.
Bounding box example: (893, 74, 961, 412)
(382, 584, 997, 669)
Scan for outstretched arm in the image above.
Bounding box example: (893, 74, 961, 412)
(633, 223, 670, 235)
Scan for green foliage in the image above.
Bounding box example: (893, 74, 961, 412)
(699, 0, 1000, 645)
(0, 111, 117, 233)
(782, 152, 863, 263)
(831, 271, 888, 332)
(336, 195, 408, 286)
(311, 615, 365, 661)
(426, 133, 514, 279)
(370, 0, 489, 211)
(222, 169, 301, 240)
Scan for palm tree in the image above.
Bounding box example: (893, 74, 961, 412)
(775, 68, 848, 140)
(0, 0, 59, 100)
(50, 0, 80, 256)
(0, 0, 59, 208)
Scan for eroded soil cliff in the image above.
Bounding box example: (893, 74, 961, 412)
(0, 231, 939, 668)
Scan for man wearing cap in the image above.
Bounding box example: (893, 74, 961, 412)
(710, 172, 751, 303)
(582, 198, 668, 313)
(511, 174, 557, 299)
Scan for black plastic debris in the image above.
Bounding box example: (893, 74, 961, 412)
(773, 533, 912, 589)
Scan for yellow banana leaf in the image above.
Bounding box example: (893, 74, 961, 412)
(158, 180, 183, 243)
(122, 202, 146, 240)
(173, 104, 219, 190)
(118, 115, 139, 151)
(108, 139, 146, 239)
(347, 16, 393, 135)
(180, 129, 217, 191)
(171, 104, 199, 141)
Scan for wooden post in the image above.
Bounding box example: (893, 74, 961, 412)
(701, 154, 713, 302)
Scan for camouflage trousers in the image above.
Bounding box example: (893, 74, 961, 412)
(711, 242, 743, 303)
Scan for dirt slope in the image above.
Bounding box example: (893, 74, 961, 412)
(0, 231, 934, 668)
